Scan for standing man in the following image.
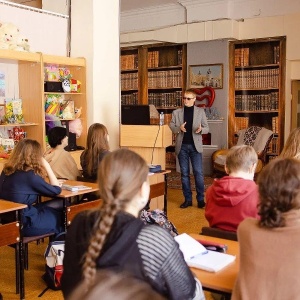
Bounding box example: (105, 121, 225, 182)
(169, 89, 209, 209)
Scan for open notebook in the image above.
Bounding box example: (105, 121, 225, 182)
(174, 233, 236, 272)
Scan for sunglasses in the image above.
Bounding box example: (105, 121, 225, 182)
(183, 97, 195, 100)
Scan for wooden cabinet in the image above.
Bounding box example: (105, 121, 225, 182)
(0, 49, 87, 156)
(228, 37, 286, 161)
(120, 43, 187, 110)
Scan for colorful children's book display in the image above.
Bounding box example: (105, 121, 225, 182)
(4, 98, 24, 124)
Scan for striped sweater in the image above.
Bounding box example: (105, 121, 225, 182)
(61, 211, 203, 299)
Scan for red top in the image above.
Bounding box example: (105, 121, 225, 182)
(205, 176, 259, 232)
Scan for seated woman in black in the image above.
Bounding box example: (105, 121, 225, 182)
(62, 149, 204, 300)
(0, 139, 64, 237)
(80, 123, 110, 181)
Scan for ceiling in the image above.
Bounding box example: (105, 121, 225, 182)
(7, 0, 179, 12)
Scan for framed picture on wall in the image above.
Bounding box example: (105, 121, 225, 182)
(189, 64, 223, 89)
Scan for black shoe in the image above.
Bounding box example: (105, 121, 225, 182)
(197, 201, 206, 208)
(180, 201, 192, 208)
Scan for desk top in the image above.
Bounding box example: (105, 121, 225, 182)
(189, 234, 239, 294)
(0, 199, 27, 214)
(59, 180, 99, 198)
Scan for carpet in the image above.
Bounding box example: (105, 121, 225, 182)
(167, 170, 214, 191)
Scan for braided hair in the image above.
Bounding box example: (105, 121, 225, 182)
(82, 148, 148, 287)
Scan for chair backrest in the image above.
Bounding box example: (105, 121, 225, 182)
(201, 226, 237, 241)
(67, 199, 102, 226)
(0, 222, 20, 247)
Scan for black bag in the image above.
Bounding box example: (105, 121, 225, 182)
(140, 209, 179, 237)
(41, 232, 66, 292)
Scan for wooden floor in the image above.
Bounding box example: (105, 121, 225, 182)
(0, 188, 213, 300)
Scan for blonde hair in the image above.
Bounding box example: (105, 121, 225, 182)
(3, 139, 46, 178)
(280, 127, 300, 160)
(184, 88, 196, 98)
(225, 145, 258, 174)
(82, 149, 148, 287)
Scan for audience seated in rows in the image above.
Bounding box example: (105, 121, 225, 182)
(205, 145, 259, 232)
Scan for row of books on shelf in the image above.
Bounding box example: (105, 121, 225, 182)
(148, 49, 183, 68)
(148, 70, 182, 89)
(121, 54, 138, 70)
(121, 73, 138, 90)
(267, 137, 279, 154)
(121, 93, 138, 105)
(234, 117, 249, 132)
(148, 51, 159, 68)
(234, 48, 249, 67)
(235, 46, 280, 67)
(235, 92, 279, 111)
(272, 116, 279, 134)
(234, 116, 279, 134)
(148, 91, 182, 107)
(235, 68, 279, 89)
(273, 46, 280, 64)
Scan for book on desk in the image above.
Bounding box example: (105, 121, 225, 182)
(61, 184, 92, 192)
(175, 233, 236, 272)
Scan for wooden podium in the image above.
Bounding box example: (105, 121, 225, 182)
(120, 124, 173, 210)
(120, 124, 172, 169)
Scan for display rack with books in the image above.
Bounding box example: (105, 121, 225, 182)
(43, 55, 87, 149)
(229, 37, 286, 162)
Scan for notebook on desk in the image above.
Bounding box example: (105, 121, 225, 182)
(61, 184, 92, 192)
(174, 233, 236, 272)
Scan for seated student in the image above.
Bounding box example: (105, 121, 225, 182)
(279, 127, 300, 159)
(80, 123, 110, 181)
(68, 269, 166, 300)
(205, 145, 259, 232)
(61, 149, 204, 300)
(44, 126, 79, 180)
(232, 158, 300, 300)
(0, 139, 64, 237)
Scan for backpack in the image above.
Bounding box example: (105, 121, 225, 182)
(140, 209, 179, 237)
(40, 232, 66, 295)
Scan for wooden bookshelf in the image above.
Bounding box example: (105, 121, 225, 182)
(229, 37, 286, 162)
(120, 43, 187, 109)
(0, 49, 87, 155)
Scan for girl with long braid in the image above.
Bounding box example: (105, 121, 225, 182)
(61, 149, 204, 300)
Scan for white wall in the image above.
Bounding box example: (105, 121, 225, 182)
(0, 1, 68, 55)
(71, 0, 120, 150)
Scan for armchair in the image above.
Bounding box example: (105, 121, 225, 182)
(212, 126, 273, 177)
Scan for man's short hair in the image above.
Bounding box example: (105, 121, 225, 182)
(225, 145, 258, 173)
(184, 89, 196, 98)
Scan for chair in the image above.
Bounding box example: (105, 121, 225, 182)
(66, 199, 102, 226)
(201, 226, 237, 241)
(212, 126, 273, 177)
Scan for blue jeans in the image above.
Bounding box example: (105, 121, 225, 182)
(178, 143, 204, 203)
